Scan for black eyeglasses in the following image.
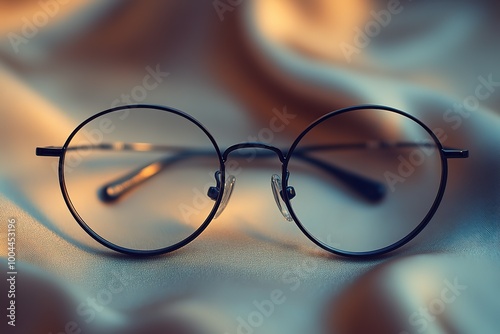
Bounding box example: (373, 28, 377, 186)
(36, 104, 468, 257)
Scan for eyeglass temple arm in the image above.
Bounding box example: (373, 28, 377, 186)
(36, 143, 468, 203)
(297, 143, 468, 159)
(96, 150, 211, 203)
(36, 143, 388, 203)
(442, 148, 469, 158)
(98, 146, 386, 203)
(36, 144, 208, 201)
(36, 143, 469, 159)
(36, 146, 63, 156)
(291, 151, 386, 202)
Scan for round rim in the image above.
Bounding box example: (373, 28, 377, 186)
(58, 104, 226, 256)
(281, 104, 448, 257)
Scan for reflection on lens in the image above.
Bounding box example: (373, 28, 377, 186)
(286, 107, 444, 254)
(62, 106, 222, 252)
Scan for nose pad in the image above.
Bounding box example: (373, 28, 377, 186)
(210, 174, 236, 219)
(271, 174, 294, 222)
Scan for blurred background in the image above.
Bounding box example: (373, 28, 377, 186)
(1, 1, 499, 333)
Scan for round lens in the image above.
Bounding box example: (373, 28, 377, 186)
(61, 106, 222, 253)
(285, 106, 445, 254)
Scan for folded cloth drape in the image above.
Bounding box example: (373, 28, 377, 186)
(1, 1, 499, 333)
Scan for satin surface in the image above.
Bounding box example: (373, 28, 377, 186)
(1, 1, 499, 333)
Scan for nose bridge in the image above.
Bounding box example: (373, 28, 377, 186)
(222, 142, 286, 163)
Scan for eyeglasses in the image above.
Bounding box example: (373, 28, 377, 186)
(36, 104, 468, 257)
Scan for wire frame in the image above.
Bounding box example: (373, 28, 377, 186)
(282, 105, 449, 257)
(36, 104, 468, 257)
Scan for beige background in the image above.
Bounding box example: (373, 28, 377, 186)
(1, 1, 499, 333)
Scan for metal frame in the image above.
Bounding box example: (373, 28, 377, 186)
(283, 104, 465, 257)
(37, 104, 469, 257)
